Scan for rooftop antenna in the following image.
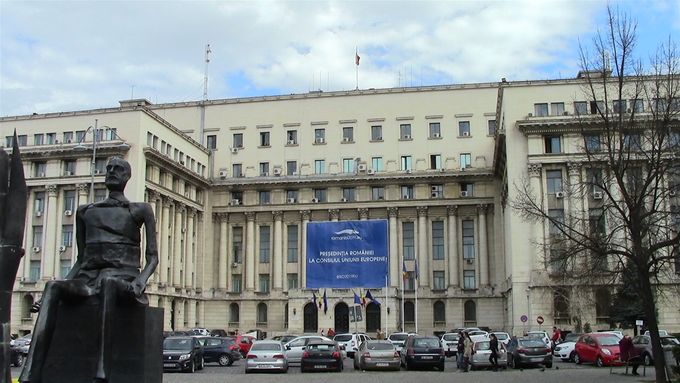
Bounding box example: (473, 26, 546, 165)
(130, 85, 135, 99)
(199, 43, 211, 145)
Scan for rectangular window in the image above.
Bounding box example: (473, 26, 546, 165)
(259, 131, 270, 147)
(259, 226, 271, 263)
(94, 189, 106, 202)
(29, 260, 40, 282)
(34, 192, 45, 214)
(403, 222, 415, 260)
(259, 162, 270, 176)
(534, 103, 549, 117)
(371, 186, 385, 200)
(631, 99, 644, 113)
(259, 274, 270, 293)
(232, 164, 243, 178)
(458, 121, 471, 136)
(34, 134, 44, 146)
(33, 226, 43, 247)
(433, 271, 445, 290)
(430, 154, 442, 170)
(206, 135, 217, 149)
(461, 183, 474, 197)
(591, 100, 605, 114)
(342, 187, 356, 201)
(61, 225, 73, 247)
(574, 101, 588, 115)
(460, 153, 471, 168)
(589, 208, 605, 237)
(287, 273, 298, 289)
(371, 125, 382, 140)
(431, 184, 443, 198)
(63, 160, 76, 175)
(64, 190, 75, 211)
(371, 157, 383, 172)
(314, 160, 325, 174)
(232, 227, 243, 263)
(233, 133, 243, 148)
(586, 168, 603, 193)
(432, 221, 445, 260)
(401, 156, 412, 171)
(46, 133, 56, 144)
(401, 185, 414, 199)
(286, 189, 299, 202)
(232, 275, 242, 293)
(463, 270, 476, 289)
(551, 102, 565, 116)
(623, 134, 641, 150)
(60, 260, 71, 279)
(63, 131, 74, 144)
(544, 135, 562, 153)
(429, 122, 441, 138)
(258, 191, 270, 205)
(342, 158, 355, 173)
(585, 134, 601, 151)
(287, 161, 297, 175)
(462, 220, 475, 259)
(613, 99, 627, 113)
(34, 162, 47, 177)
(314, 128, 326, 143)
(342, 127, 354, 142)
(287, 225, 298, 262)
(313, 188, 327, 202)
(94, 158, 107, 174)
(405, 271, 415, 290)
(400, 124, 412, 139)
(17, 135, 27, 146)
(488, 120, 497, 135)
(548, 209, 564, 237)
(286, 130, 297, 144)
(546, 170, 563, 194)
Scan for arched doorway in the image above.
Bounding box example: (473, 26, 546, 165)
(366, 302, 381, 333)
(334, 302, 349, 333)
(303, 302, 318, 333)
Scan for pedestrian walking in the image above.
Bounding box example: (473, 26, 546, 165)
(456, 331, 465, 371)
(619, 335, 641, 376)
(463, 332, 474, 372)
(327, 328, 335, 337)
(489, 333, 499, 371)
(551, 326, 561, 352)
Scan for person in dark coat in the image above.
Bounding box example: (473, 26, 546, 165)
(619, 335, 640, 376)
(456, 331, 465, 371)
(489, 333, 499, 371)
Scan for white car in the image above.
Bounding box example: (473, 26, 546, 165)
(283, 335, 332, 364)
(527, 331, 550, 346)
(333, 333, 369, 358)
(643, 330, 668, 337)
(553, 341, 577, 362)
(440, 333, 460, 357)
(490, 332, 510, 347)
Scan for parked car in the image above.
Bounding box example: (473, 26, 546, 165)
(227, 334, 256, 357)
(11, 333, 31, 354)
(490, 332, 511, 347)
(644, 330, 669, 337)
(553, 333, 582, 362)
(574, 333, 624, 367)
(163, 336, 205, 373)
(470, 339, 508, 370)
(353, 340, 400, 371)
(245, 340, 289, 374)
(9, 345, 24, 367)
(526, 331, 551, 346)
(387, 332, 412, 353)
(507, 337, 552, 369)
(633, 335, 680, 366)
(284, 335, 333, 364)
(300, 340, 343, 372)
(210, 329, 229, 337)
(400, 335, 445, 371)
(333, 333, 369, 358)
(440, 333, 460, 357)
(271, 334, 299, 344)
(191, 327, 210, 336)
(195, 336, 241, 366)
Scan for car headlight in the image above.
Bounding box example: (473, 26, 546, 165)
(179, 354, 192, 361)
(601, 349, 611, 355)
(554, 347, 561, 352)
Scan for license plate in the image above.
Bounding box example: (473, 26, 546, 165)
(163, 363, 174, 368)
(376, 363, 389, 367)
(531, 357, 544, 362)
(421, 356, 433, 360)
(314, 365, 326, 369)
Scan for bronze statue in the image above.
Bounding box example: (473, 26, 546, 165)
(0, 132, 28, 383)
(20, 156, 158, 383)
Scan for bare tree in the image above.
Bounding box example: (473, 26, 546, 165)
(513, 7, 679, 382)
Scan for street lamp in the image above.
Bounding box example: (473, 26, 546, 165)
(73, 119, 130, 202)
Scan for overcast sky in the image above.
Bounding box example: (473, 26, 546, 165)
(1, 0, 678, 117)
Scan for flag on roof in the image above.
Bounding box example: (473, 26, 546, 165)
(355, 48, 360, 66)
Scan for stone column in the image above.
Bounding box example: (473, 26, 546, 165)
(273, 210, 283, 290)
(447, 205, 459, 288)
(196, 212, 205, 292)
(218, 213, 228, 291)
(300, 210, 310, 288)
(528, 164, 543, 269)
(22, 191, 37, 279)
(329, 209, 340, 222)
(184, 207, 196, 289)
(197, 300, 205, 327)
(388, 207, 399, 288)
(143, 189, 159, 278)
(159, 197, 172, 285)
(245, 211, 256, 291)
(417, 206, 429, 286)
(567, 162, 581, 223)
(185, 299, 196, 328)
(43, 184, 59, 279)
(358, 208, 369, 221)
(478, 204, 489, 286)
(173, 203, 184, 287)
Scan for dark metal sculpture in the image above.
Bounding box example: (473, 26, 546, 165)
(20, 156, 158, 383)
(0, 131, 28, 383)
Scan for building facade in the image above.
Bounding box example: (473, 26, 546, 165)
(2, 76, 679, 337)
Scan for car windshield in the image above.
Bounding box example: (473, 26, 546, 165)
(494, 334, 508, 340)
(308, 344, 335, 351)
(564, 333, 581, 342)
(597, 336, 621, 346)
(469, 331, 486, 336)
(366, 342, 394, 350)
(475, 341, 490, 350)
(519, 340, 546, 348)
(661, 338, 680, 346)
(334, 335, 352, 342)
(164, 338, 193, 351)
(443, 334, 459, 341)
(389, 334, 408, 341)
(251, 343, 281, 351)
(413, 338, 440, 348)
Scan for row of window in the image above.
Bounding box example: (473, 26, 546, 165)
(542, 132, 680, 155)
(5, 128, 119, 148)
(208, 120, 497, 151)
(146, 132, 207, 177)
(533, 98, 680, 118)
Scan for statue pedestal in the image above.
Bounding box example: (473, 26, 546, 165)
(40, 303, 163, 383)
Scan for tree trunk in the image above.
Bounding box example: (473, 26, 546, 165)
(638, 266, 668, 383)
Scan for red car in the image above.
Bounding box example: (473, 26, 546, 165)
(574, 333, 624, 367)
(228, 335, 256, 357)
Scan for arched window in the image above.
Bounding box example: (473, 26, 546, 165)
(433, 300, 446, 325)
(595, 288, 611, 323)
(229, 302, 240, 324)
(404, 301, 415, 323)
(464, 300, 476, 326)
(256, 302, 268, 325)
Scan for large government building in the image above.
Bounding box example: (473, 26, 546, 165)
(2, 73, 679, 337)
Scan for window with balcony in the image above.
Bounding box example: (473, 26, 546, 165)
(430, 154, 442, 170)
(462, 220, 475, 260)
(401, 156, 412, 171)
(429, 122, 441, 138)
(342, 158, 355, 173)
(314, 160, 325, 174)
(534, 103, 549, 117)
(233, 133, 243, 148)
(371, 157, 383, 172)
(460, 153, 471, 168)
(371, 125, 382, 141)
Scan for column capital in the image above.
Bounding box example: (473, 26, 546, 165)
(162, 196, 174, 208)
(328, 209, 340, 220)
(146, 188, 160, 201)
(273, 210, 284, 221)
(47, 184, 58, 196)
(213, 212, 228, 223)
(528, 163, 542, 178)
(176, 202, 186, 213)
(477, 204, 489, 214)
(300, 210, 311, 221)
(446, 205, 459, 216)
(245, 211, 256, 222)
(77, 183, 89, 194)
(416, 206, 428, 217)
(387, 207, 399, 218)
(357, 208, 369, 220)
(567, 162, 581, 177)
(187, 207, 197, 218)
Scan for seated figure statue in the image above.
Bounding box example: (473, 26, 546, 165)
(20, 156, 158, 383)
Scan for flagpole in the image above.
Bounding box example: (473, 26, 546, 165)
(415, 260, 419, 334)
(355, 47, 359, 90)
(384, 274, 388, 335)
(401, 264, 404, 332)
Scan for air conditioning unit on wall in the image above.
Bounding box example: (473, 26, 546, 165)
(555, 191, 565, 198)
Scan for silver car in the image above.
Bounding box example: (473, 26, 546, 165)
(353, 340, 400, 371)
(284, 335, 332, 364)
(245, 340, 288, 373)
(470, 339, 508, 370)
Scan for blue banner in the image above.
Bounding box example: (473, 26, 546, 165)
(306, 220, 389, 288)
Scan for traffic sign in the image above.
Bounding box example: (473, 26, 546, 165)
(520, 315, 528, 323)
(635, 320, 644, 326)
(537, 315, 544, 325)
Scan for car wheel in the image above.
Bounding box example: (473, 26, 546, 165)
(569, 351, 576, 362)
(14, 353, 24, 367)
(218, 354, 233, 367)
(644, 353, 652, 366)
(595, 356, 603, 368)
(437, 362, 444, 371)
(245, 368, 250, 374)
(186, 361, 195, 373)
(574, 353, 582, 365)
(198, 356, 204, 370)
(545, 361, 553, 369)
(405, 361, 411, 370)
